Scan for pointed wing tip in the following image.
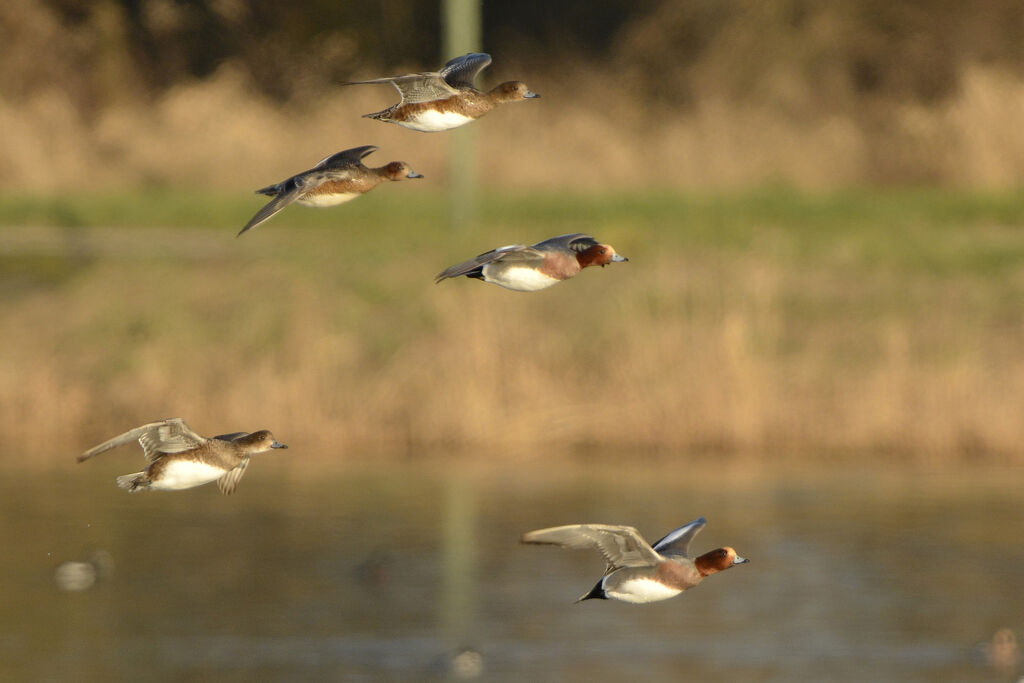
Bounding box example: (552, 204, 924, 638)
(520, 531, 548, 545)
(236, 220, 261, 237)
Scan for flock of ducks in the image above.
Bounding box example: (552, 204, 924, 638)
(76, 53, 747, 604)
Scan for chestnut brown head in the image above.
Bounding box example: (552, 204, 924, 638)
(694, 546, 748, 577)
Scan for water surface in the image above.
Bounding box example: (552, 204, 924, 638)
(1, 463, 1021, 681)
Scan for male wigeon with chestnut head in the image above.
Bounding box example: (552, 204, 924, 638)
(238, 145, 422, 236)
(435, 233, 627, 292)
(77, 418, 287, 495)
(344, 52, 539, 132)
(521, 517, 748, 604)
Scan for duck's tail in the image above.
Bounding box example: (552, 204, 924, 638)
(363, 110, 392, 123)
(576, 580, 607, 603)
(116, 472, 150, 492)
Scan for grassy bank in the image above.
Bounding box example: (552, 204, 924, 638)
(2, 188, 1023, 465)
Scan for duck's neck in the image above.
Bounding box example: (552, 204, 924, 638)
(575, 245, 605, 269)
(694, 551, 721, 577)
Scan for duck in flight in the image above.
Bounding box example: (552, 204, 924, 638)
(435, 233, 627, 292)
(77, 418, 287, 495)
(344, 53, 539, 132)
(239, 145, 422, 236)
(521, 518, 749, 603)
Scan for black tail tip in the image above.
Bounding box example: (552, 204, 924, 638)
(577, 582, 607, 602)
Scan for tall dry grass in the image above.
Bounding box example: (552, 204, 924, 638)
(2, 60, 1024, 193)
(3, 207, 1023, 466)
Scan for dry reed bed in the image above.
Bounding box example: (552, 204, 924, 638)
(3, 222, 1022, 465)
(3, 63, 1024, 193)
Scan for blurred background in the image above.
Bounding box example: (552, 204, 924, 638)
(1, 1, 1023, 681)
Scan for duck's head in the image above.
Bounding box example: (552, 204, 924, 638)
(694, 547, 749, 577)
(576, 243, 628, 268)
(237, 430, 288, 454)
(383, 161, 423, 181)
(490, 80, 540, 102)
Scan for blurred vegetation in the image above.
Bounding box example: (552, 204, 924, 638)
(4, 1, 1022, 105)
(2, 0, 1024, 189)
(2, 189, 1024, 464)
(2, 3, 1023, 465)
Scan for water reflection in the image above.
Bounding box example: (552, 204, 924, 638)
(0, 464, 1021, 681)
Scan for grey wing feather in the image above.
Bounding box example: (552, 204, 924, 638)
(313, 145, 378, 169)
(521, 524, 663, 570)
(216, 457, 249, 495)
(140, 420, 206, 457)
(237, 182, 306, 236)
(650, 518, 707, 558)
(434, 244, 541, 282)
(78, 418, 203, 463)
(345, 73, 459, 103)
(440, 53, 492, 89)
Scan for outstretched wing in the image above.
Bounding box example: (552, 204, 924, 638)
(440, 53, 492, 89)
(344, 73, 459, 104)
(216, 457, 250, 495)
(532, 233, 598, 253)
(78, 418, 205, 463)
(521, 524, 663, 571)
(434, 244, 542, 282)
(237, 182, 306, 236)
(313, 145, 378, 170)
(211, 432, 249, 442)
(650, 517, 707, 559)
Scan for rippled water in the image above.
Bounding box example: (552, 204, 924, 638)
(1, 462, 1021, 681)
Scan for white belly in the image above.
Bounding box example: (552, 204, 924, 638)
(150, 460, 225, 490)
(607, 578, 683, 604)
(483, 264, 561, 292)
(296, 192, 360, 207)
(400, 110, 474, 132)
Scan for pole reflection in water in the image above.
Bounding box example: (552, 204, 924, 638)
(438, 473, 484, 679)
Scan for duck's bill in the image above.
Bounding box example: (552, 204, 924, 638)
(525, 90, 540, 99)
(407, 171, 424, 179)
(271, 441, 289, 449)
(612, 254, 628, 262)
(733, 555, 749, 565)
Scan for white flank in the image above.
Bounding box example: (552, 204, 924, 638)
(483, 264, 560, 292)
(297, 192, 360, 208)
(149, 460, 225, 491)
(399, 110, 474, 132)
(606, 578, 682, 604)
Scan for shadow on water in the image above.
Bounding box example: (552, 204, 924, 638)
(0, 462, 1021, 682)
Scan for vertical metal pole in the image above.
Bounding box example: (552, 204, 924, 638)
(439, 474, 477, 653)
(440, 0, 482, 654)
(443, 0, 481, 232)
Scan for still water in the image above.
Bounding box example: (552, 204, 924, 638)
(1, 462, 1021, 682)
